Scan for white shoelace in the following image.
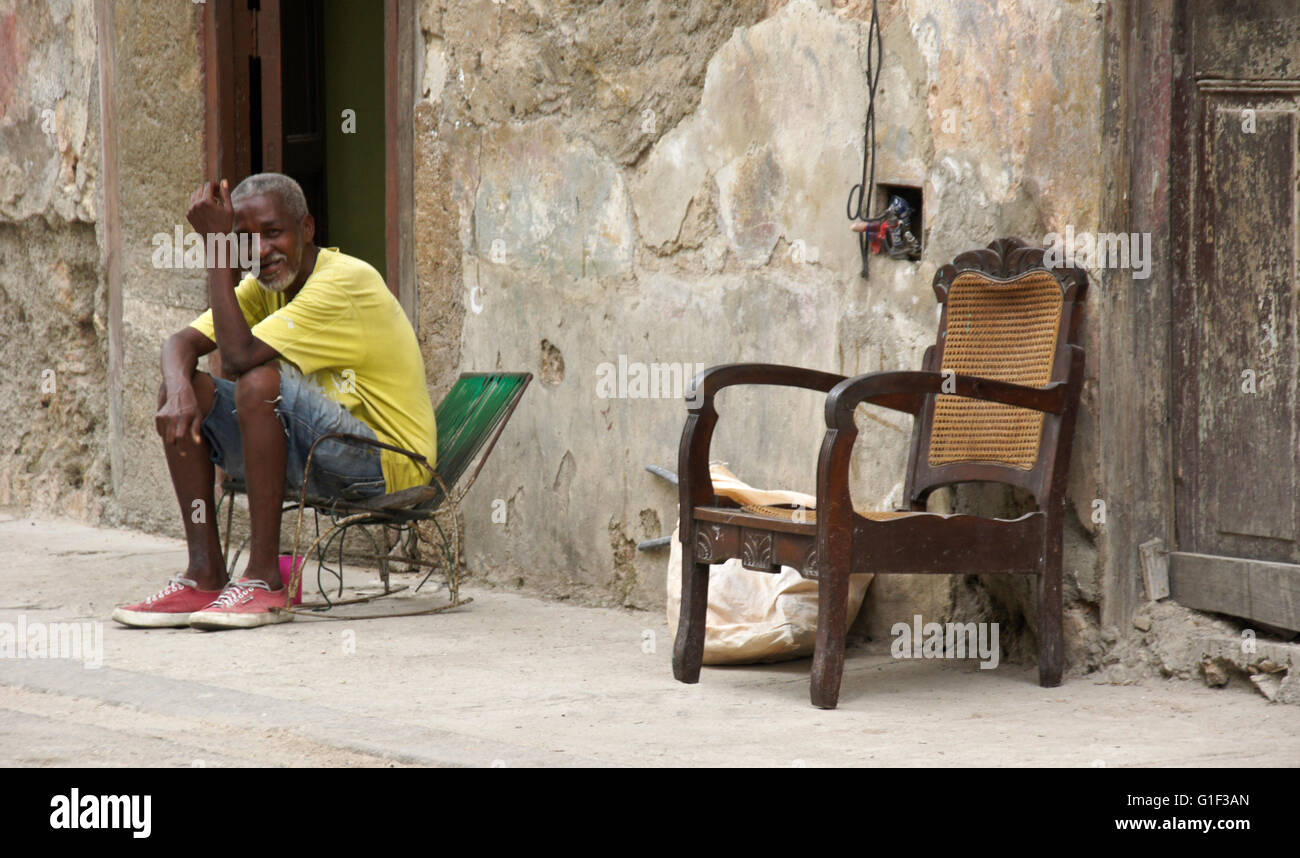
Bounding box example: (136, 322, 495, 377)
(209, 578, 272, 609)
(144, 576, 198, 604)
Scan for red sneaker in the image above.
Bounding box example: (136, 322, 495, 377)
(187, 578, 294, 630)
(112, 577, 225, 628)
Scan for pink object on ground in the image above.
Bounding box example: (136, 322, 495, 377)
(279, 554, 304, 606)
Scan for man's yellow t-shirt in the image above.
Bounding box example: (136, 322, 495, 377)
(189, 248, 436, 494)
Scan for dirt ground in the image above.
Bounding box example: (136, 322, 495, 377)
(1, 513, 1296, 767)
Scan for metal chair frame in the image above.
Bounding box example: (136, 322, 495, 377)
(215, 372, 532, 620)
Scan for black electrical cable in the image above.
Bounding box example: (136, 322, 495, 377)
(846, 0, 883, 279)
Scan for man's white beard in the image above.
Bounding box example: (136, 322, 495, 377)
(258, 269, 296, 292)
(256, 256, 297, 293)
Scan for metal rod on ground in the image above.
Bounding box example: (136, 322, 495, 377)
(637, 536, 672, 551)
(645, 464, 678, 485)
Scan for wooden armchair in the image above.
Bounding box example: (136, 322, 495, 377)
(672, 238, 1087, 708)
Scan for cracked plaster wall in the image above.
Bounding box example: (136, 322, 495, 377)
(416, 0, 1109, 659)
(0, 0, 108, 521)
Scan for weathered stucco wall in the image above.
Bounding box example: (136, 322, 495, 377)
(416, 0, 1107, 665)
(108, 0, 207, 535)
(0, 0, 206, 536)
(0, 0, 107, 520)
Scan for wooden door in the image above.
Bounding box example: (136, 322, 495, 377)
(203, 0, 402, 269)
(1171, 0, 1300, 632)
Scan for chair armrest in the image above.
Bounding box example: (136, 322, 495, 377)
(305, 431, 433, 469)
(301, 432, 437, 494)
(686, 363, 847, 411)
(812, 369, 1066, 557)
(815, 347, 1084, 547)
(824, 368, 1069, 431)
(678, 364, 845, 541)
(359, 485, 440, 511)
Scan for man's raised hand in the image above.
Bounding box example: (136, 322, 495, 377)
(186, 179, 234, 240)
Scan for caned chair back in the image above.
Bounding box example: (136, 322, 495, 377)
(906, 239, 1087, 507)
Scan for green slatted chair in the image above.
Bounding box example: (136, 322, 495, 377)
(217, 371, 532, 618)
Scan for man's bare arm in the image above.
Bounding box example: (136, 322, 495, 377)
(161, 327, 215, 392)
(188, 180, 280, 375)
(158, 327, 217, 446)
(204, 264, 280, 375)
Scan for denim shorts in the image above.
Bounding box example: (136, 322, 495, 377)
(200, 362, 387, 502)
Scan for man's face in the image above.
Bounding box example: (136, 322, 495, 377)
(233, 193, 315, 293)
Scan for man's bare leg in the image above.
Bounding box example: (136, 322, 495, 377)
(158, 372, 226, 591)
(233, 362, 286, 590)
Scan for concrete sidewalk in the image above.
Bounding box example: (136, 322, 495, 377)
(1, 514, 1296, 767)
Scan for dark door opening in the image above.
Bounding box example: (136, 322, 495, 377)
(320, 0, 386, 279)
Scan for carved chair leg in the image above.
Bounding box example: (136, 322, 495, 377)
(810, 563, 849, 709)
(673, 545, 709, 684)
(1037, 531, 1064, 687)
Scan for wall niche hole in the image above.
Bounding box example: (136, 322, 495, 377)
(875, 183, 924, 260)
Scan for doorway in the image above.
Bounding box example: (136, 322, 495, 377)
(201, 0, 411, 295)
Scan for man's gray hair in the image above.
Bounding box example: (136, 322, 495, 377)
(231, 172, 309, 221)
